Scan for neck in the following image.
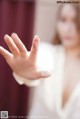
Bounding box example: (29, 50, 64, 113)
(65, 44, 80, 58)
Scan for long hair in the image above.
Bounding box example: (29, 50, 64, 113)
(52, 3, 80, 45)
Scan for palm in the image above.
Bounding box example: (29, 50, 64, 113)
(0, 33, 51, 79)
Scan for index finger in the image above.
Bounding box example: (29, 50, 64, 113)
(29, 35, 40, 63)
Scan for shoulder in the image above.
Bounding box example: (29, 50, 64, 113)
(38, 41, 63, 58)
(38, 41, 56, 52)
(37, 42, 63, 71)
(38, 42, 63, 53)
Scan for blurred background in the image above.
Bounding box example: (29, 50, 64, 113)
(0, 0, 58, 118)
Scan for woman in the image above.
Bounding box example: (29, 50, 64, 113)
(0, 3, 80, 119)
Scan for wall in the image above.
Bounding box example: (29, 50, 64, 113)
(34, 0, 59, 43)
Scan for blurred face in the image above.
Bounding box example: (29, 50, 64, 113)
(57, 4, 79, 48)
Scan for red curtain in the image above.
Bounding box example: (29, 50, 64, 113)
(0, 0, 35, 118)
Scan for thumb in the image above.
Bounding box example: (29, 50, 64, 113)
(36, 71, 51, 79)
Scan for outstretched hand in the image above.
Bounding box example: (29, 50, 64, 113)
(0, 33, 51, 80)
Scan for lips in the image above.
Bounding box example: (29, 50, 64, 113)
(64, 36, 71, 40)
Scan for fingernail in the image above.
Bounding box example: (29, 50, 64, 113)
(34, 39, 39, 45)
(11, 32, 17, 36)
(34, 35, 39, 38)
(41, 71, 51, 77)
(33, 39, 39, 48)
(4, 34, 8, 39)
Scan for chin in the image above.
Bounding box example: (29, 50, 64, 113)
(62, 42, 77, 49)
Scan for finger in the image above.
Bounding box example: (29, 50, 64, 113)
(11, 33, 27, 56)
(0, 46, 12, 60)
(29, 35, 40, 63)
(4, 34, 20, 57)
(35, 71, 51, 79)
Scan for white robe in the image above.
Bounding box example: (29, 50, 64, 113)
(13, 42, 80, 119)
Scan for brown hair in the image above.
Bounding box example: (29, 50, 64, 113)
(52, 3, 80, 45)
